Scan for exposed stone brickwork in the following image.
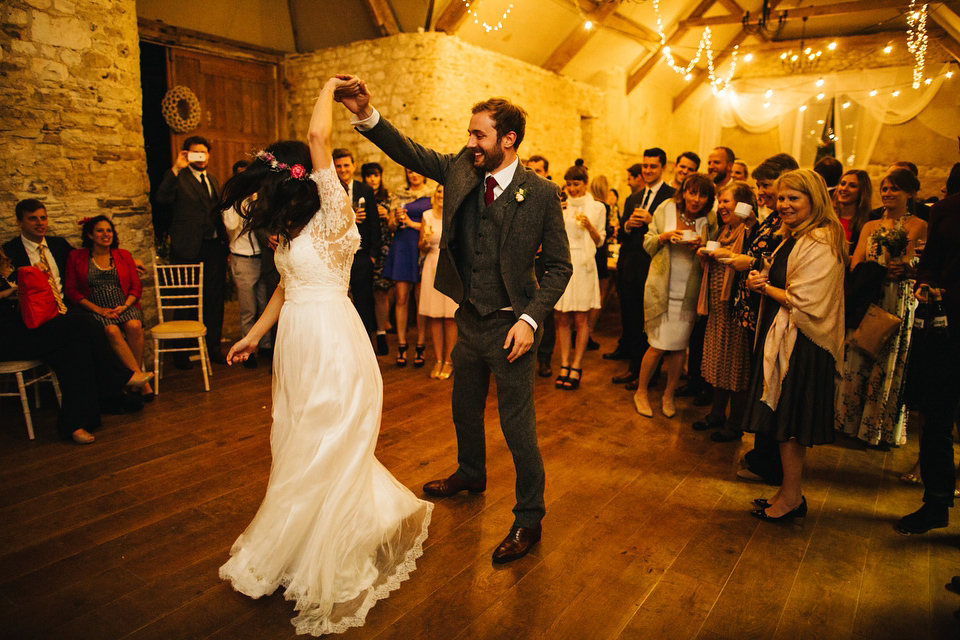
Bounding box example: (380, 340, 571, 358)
(283, 32, 635, 195)
(0, 0, 155, 317)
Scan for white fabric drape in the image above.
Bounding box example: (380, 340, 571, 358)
(700, 64, 951, 168)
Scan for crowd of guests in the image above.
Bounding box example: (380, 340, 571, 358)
(5, 129, 959, 535)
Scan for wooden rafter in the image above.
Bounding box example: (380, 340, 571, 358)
(543, 0, 623, 73)
(362, 0, 400, 36)
(625, 0, 717, 93)
(683, 0, 910, 28)
(672, 29, 748, 111)
(930, 5, 960, 64)
(434, 0, 470, 33)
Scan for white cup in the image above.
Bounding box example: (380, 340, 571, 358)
(734, 202, 753, 219)
(705, 240, 720, 252)
(681, 229, 698, 242)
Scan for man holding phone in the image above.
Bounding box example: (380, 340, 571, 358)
(156, 135, 228, 365)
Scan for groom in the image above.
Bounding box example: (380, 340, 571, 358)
(338, 80, 571, 563)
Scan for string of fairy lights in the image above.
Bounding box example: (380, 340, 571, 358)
(459, 0, 948, 100)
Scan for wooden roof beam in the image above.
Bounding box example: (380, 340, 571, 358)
(362, 0, 400, 36)
(543, 0, 623, 73)
(434, 0, 471, 33)
(684, 0, 910, 28)
(930, 5, 960, 64)
(672, 29, 748, 111)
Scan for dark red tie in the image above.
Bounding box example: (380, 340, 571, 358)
(485, 176, 497, 206)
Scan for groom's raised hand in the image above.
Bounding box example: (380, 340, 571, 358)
(334, 74, 373, 120)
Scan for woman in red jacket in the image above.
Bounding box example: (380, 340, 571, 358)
(65, 215, 153, 398)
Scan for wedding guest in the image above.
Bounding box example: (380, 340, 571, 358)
(418, 185, 457, 379)
(731, 160, 749, 182)
(896, 184, 960, 534)
(528, 154, 557, 377)
(64, 215, 153, 399)
(554, 163, 605, 390)
(694, 182, 757, 442)
(668, 151, 700, 191)
(833, 169, 873, 252)
(587, 174, 615, 351)
(868, 161, 930, 221)
(155, 135, 228, 365)
(744, 169, 846, 522)
(633, 173, 716, 418)
(836, 168, 927, 446)
(813, 155, 842, 197)
(221, 159, 271, 369)
(362, 161, 395, 355)
(722, 153, 798, 485)
(384, 168, 430, 367)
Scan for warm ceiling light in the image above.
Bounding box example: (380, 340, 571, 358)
(828, 42, 837, 50)
(884, 45, 893, 54)
(869, 89, 878, 96)
(584, 20, 593, 29)
(892, 90, 901, 96)
(816, 92, 825, 100)
(744, 53, 754, 62)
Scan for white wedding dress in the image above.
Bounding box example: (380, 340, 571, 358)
(219, 166, 433, 636)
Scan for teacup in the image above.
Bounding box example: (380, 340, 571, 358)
(734, 202, 753, 219)
(681, 229, 698, 242)
(705, 240, 721, 252)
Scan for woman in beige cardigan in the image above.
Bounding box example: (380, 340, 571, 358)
(633, 173, 717, 418)
(742, 169, 847, 523)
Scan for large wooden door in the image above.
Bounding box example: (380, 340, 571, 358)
(167, 49, 279, 186)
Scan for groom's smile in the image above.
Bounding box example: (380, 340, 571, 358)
(467, 111, 507, 173)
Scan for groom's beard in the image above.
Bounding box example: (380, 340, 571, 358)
(472, 144, 505, 173)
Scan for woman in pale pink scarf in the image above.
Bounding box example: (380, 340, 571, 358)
(741, 169, 847, 523)
(694, 182, 758, 442)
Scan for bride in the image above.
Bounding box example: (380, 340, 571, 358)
(215, 76, 432, 636)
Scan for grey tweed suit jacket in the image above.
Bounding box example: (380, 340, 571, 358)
(361, 116, 571, 327)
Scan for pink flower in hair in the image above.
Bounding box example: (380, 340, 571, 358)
(290, 164, 306, 179)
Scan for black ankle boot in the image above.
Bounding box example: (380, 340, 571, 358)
(895, 504, 949, 534)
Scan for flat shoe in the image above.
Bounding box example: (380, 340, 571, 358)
(899, 473, 922, 485)
(437, 361, 454, 380)
(423, 474, 486, 497)
(711, 427, 743, 442)
(71, 429, 95, 444)
(430, 361, 443, 379)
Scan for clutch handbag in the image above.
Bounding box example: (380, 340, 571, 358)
(848, 303, 901, 359)
(16, 266, 59, 329)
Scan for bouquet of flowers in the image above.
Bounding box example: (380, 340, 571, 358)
(869, 226, 909, 262)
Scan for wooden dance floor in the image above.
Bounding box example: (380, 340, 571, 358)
(2, 314, 959, 639)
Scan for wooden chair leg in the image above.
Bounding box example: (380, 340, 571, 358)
(50, 370, 62, 406)
(16, 372, 34, 441)
(154, 339, 161, 395)
(198, 338, 210, 391)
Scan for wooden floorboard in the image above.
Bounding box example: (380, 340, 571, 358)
(1, 309, 959, 640)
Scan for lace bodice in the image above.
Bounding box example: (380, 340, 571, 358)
(275, 167, 360, 302)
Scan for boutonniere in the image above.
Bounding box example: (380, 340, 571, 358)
(515, 188, 527, 202)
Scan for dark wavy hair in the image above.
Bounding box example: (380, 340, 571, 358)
(81, 214, 119, 249)
(214, 140, 319, 243)
(674, 173, 716, 216)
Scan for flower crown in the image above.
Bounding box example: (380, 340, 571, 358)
(255, 150, 308, 180)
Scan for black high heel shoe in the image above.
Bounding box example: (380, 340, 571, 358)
(396, 343, 408, 367)
(555, 366, 570, 389)
(563, 367, 582, 390)
(750, 496, 807, 524)
(413, 344, 426, 368)
(753, 498, 771, 509)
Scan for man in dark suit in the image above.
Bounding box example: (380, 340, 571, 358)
(155, 135, 228, 364)
(610, 151, 675, 389)
(339, 83, 571, 563)
(333, 148, 381, 343)
(3, 199, 145, 442)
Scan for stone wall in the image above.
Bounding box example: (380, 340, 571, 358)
(283, 32, 634, 195)
(0, 0, 154, 312)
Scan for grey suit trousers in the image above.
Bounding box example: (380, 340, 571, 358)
(452, 303, 545, 527)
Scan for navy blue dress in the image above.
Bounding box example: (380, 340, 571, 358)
(382, 196, 430, 283)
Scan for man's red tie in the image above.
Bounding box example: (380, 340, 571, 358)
(485, 176, 497, 206)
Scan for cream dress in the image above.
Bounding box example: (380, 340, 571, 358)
(219, 167, 433, 636)
(555, 193, 606, 312)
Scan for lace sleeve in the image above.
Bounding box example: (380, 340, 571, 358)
(308, 167, 355, 242)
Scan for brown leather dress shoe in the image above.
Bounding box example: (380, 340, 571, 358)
(612, 370, 639, 384)
(538, 360, 552, 378)
(492, 525, 541, 563)
(422, 474, 486, 497)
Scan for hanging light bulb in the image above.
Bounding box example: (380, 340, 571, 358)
(744, 53, 754, 63)
(892, 90, 901, 97)
(764, 89, 773, 98)
(799, 105, 807, 112)
(584, 20, 593, 30)
(884, 45, 893, 54)
(869, 89, 878, 96)
(816, 92, 825, 100)
(828, 42, 837, 51)
(815, 78, 825, 87)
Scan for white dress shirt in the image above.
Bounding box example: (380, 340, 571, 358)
(188, 166, 213, 196)
(222, 199, 261, 256)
